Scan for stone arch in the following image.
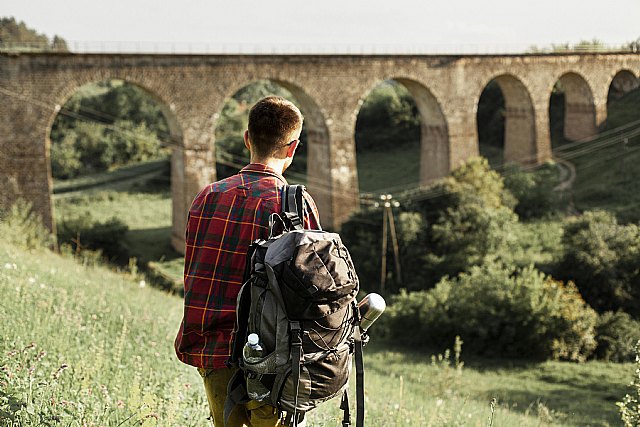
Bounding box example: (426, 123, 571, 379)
(213, 79, 333, 224)
(478, 74, 537, 165)
(354, 78, 449, 187)
(551, 72, 597, 142)
(45, 76, 184, 243)
(608, 69, 639, 103)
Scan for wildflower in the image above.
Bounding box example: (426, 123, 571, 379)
(436, 398, 444, 407)
(28, 277, 36, 284)
(139, 280, 146, 288)
(116, 400, 125, 409)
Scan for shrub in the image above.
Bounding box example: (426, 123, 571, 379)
(57, 211, 129, 261)
(0, 199, 54, 249)
(594, 311, 640, 362)
(409, 157, 519, 285)
(503, 162, 562, 219)
(559, 210, 640, 316)
(50, 120, 165, 179)
(342, 157, 520, 294)
(378, 262, 597, 361)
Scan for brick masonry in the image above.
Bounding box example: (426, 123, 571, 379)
(0, 52, 638, 252)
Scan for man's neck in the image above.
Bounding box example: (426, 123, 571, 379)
(250, 157, 286, 175)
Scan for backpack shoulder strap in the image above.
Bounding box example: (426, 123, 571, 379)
(282, 185, 305, 230)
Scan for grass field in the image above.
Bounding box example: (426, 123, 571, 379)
(0, 236, 632, 426)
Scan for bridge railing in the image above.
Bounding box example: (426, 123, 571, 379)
(1, 40, 638, 55)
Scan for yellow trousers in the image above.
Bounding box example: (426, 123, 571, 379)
(198, 367, 283, 427)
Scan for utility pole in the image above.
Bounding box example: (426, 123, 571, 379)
(378, 194, 402, 293)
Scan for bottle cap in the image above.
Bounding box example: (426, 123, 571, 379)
(248, 333, 259, 346)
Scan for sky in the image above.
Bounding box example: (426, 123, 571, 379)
(2, 0, 639, 54)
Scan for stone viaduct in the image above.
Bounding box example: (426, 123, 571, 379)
(1, 52, 638, 252)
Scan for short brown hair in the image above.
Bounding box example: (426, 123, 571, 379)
(247, 96, 303, 158)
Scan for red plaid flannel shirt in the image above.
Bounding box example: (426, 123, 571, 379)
(174, 163, 321, 369)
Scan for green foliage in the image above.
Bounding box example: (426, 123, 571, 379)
(378, 262, 597, 361)
(57, 211, 129, 261)
(502, 162, 562, 219)
(618, 341, 640, 426)
(343, 157, 519, 293)
(595, 311, 640, 362)
(51, 120, 165, 179)
(409, 157, 518, 285)
(0, 200, 54, 250)
(50, 80, 170, 179)
(559, 210, 640, 316)
(355, 81, 420, 153)
(0, 17, 67, 51)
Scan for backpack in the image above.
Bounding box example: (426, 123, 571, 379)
(225, 185, 365, 427)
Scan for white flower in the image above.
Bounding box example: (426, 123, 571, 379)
(139, 280, 146, 288)
(28, 277, 36, 284)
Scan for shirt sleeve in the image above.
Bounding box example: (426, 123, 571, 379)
(303, 190, 322, 230)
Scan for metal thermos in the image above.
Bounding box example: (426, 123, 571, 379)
(357, 293, 386, 332)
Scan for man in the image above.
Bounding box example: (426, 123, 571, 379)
(174, 96, 320, 426)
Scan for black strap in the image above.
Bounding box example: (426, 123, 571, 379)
(283, 185, 305, 230)
(340, 390, 352, 427)
(354, 327, 365, 427)
(224, 369, 251, 426)
(227, 280, 253, 368)
(290, 321, 303, 426)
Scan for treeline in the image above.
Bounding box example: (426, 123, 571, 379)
(0, 17, 68, 51)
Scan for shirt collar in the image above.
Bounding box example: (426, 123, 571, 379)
(240, 163, 288, 184)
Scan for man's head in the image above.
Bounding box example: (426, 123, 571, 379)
(245, 96, 304, 164)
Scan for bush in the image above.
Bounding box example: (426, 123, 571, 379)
(342, 157, 520, 293)
(559, 210, 640, 316)
(503, 162, 562, 219)
(57, 211, 129, 261)
(408, 157, 519, 285)
(378, 262, 597, 361)
(0, 199, 54, 249)
(594, 311, 640, 362)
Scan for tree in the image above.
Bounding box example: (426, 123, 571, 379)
(0, 17, 68, 52)
(559, 210, 640, 316)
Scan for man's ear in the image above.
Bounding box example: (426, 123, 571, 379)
(285, 140, 298, 158)
(243, 130, 251, 151)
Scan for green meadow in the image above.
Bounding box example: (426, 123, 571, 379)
(0, 235, 633, 426)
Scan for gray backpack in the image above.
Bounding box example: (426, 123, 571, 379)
(225, 185, 365, 427)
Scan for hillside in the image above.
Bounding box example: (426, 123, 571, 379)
(0, 234, 633, 426)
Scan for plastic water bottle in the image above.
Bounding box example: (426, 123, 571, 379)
(357, 293, 386, 332)
(243, 333, 270, 401)
(243, 333, 263, 362)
